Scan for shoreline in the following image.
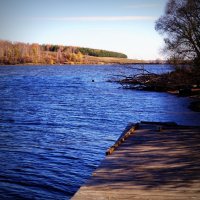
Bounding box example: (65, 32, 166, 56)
(0, 56, 167, 66)
(169, 91, 200, 112)
(0, 62, 168, 67)
(118, 66, 200, 112)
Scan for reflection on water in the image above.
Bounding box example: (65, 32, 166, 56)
(0, 65, 199, 199)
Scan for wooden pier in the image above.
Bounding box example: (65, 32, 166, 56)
(72, 122, 200, 200)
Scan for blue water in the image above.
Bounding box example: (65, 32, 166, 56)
(0, 64, 199, 200)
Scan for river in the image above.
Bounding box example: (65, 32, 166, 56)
(0, 64, 199, 199)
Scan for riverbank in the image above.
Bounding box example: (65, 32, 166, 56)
(118, 67, 200, 112)
(1, 40, 166, 66)
(0, 56, 165, 66)
(82, 56, 164, 65)
(169, 89, 200, 112)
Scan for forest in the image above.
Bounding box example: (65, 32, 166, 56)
(78, 47, 127, 58)
(0, 40, 127, 65)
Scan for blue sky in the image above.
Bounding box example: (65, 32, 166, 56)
(0, 0, 167, 59)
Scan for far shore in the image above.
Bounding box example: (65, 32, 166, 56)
(0, 63, 167, 66)
(0, 56, 167, 66)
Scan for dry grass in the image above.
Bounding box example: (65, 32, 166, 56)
(84, 56, 149, 64)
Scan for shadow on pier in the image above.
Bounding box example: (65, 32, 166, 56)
(72, 122, 200, 199)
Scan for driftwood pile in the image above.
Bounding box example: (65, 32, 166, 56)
(117, 66, 200, 96)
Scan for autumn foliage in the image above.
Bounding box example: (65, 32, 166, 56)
(0, 40, 127, 65)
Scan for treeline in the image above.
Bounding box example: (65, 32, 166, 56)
(78, 47, 127, 58)
(155, 0, 200, 68)
(0, 40, 127, 65)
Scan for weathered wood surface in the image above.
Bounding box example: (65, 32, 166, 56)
(106, 123, 139, 155)
(72, 122, 200, 200)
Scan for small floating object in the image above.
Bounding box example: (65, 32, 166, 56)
(157, 125, 163, 132)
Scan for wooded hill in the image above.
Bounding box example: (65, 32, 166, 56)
(0, 40, 127, 65)
(78, 47, 127, 58)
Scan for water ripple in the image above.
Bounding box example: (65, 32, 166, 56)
(0, 65, 199, 199)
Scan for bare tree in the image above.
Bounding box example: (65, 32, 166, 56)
(155, 0, 200, 66)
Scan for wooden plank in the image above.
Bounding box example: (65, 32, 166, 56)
(106, 123, 139, 155)
(72, 122, 200, 200)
